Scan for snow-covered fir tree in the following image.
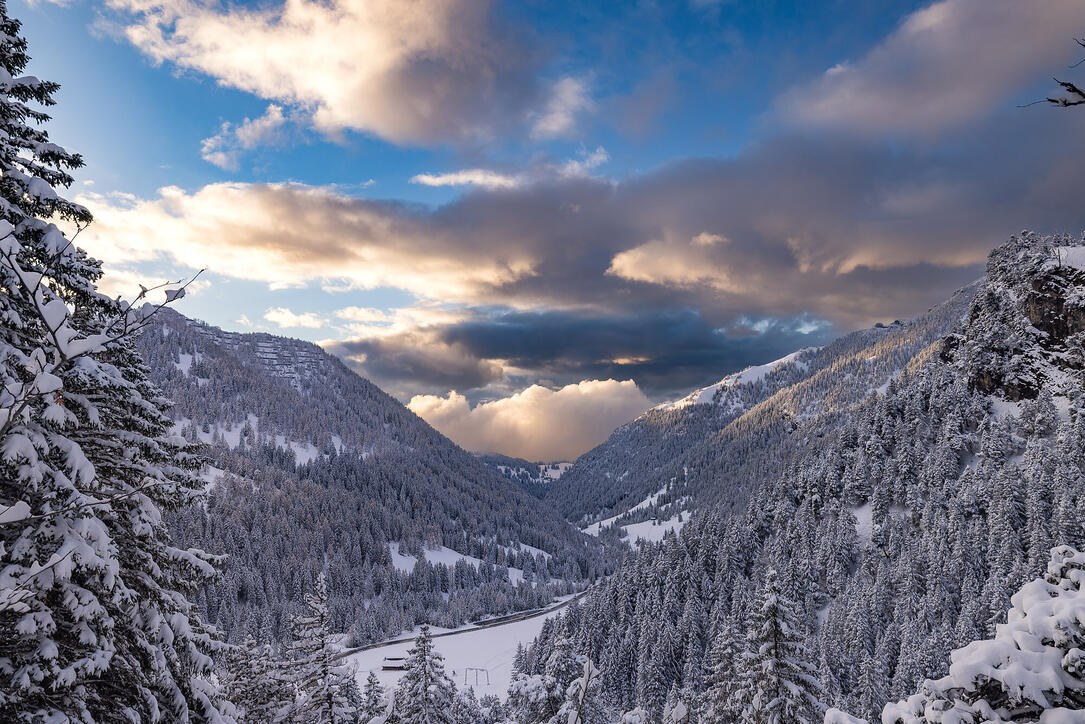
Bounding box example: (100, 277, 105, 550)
(551, 659, 608, 724)
(0, 1, 231, 719)
(507, 634, 585, 724)
(360, 671, 387, 722)
(390, 625, 456, 724)
(282, 572, 359, 723)
(739, 568, 825, 723)
(699, 616, 745, 722)
(450, 687, 485, 724)
(828, 544, 1085, 723)
(222, 635, 293, 723)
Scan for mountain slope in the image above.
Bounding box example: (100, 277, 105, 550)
(138, 310, 611, 645)
(522, 232, 1085, 720)
(546, 282, 978, 530)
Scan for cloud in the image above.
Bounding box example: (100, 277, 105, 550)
(557, 146, 609, 178)
(411, 169, 522, 190)
(608, 232, 741, 291)
(108, 0, 548, 146)
(335, 306, 392, 323)
(532, 77, 591, 139)
(76, 182, 539, 303)
(264, 306, 325, 329)
(778, 0, 1085, 135)
(409, 147, 609, 190)
(201, 104, 288, 170)
(433, 307, 835, 398)
(407, 380, 651, 460)
(326, 331, 506, 399)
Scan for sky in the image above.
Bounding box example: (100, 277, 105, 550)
(16, 0, 1085, 461)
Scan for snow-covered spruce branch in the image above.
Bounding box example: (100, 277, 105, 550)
(0, 232, 202, 441)
(0, 477, 167, 528)
(0, 547, 74, 614)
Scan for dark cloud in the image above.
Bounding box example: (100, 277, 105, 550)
(341, 308, 834, 400)
(324, 332, 505, 400)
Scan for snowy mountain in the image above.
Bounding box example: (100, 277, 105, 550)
(524, 232, 1085, 721)
(545, 284, 976, 530)
(137, 310, 612, 646)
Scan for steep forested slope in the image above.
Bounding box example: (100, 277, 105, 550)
(521, 233, 1085, 722)
(547, 281, 978, 532)
(137, 310, 611, 647)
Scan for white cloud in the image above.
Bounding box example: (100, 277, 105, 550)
(778, 0, 1085, 135)
(408, 379, 651, 461)
(607, 232, 741, 292)
(532, 77, 591, 139)
(75, 183, 538, 303)
(109, 0, 544, 145)
(264, 306, 325, 328)
(335, 306, 393, 323)
(558, 146, 609, 178)
(409, 146, 609, 190)
(410, 169, 522, 190)
(201, 104, 287, 170)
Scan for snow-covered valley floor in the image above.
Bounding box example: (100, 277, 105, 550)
(342, 592, 584, 699)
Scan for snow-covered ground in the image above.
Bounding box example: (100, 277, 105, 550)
(543, 462, 572, 479)
(621, 513, 685, 546)
(388, 542, 527, 584)
(1057, 245, 1085, 270)
(171, 412, 323, 466)
(582, 485, 669, 536)
(344, 595, 577, 700)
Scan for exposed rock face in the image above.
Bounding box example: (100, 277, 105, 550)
(941, 232, 1085, 402)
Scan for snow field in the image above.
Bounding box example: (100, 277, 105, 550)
(344, 596, 576, 700)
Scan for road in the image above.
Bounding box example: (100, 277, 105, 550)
(333, 587, 592, 662)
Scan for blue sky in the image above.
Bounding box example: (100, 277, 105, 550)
(16, 0, 1085, 459)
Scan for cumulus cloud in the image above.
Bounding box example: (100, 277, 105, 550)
(608, 232, 741, 291)
(408, 380, 651, 460)
(108, 0, 549, 145)
(77, 104, 1085, 338)
(75, 182, 538, 303)
(264, 306, 325, 329)
(201, 104, 288, 170)
(779, 0, 1085, 135)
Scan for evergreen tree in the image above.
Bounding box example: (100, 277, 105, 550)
(222, 635, 293, 723)
(877, 545, 1085, 722)
(700, 616, 744, 723)
(360, 671, 386, 722)
(0, 1, 230, 718)
(450, 687, 485, 724)
(552, 659, 608, 724)
(282, 572, 359, 723)
(740, 568, 825, 724)
(393, 625, 456, 724)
